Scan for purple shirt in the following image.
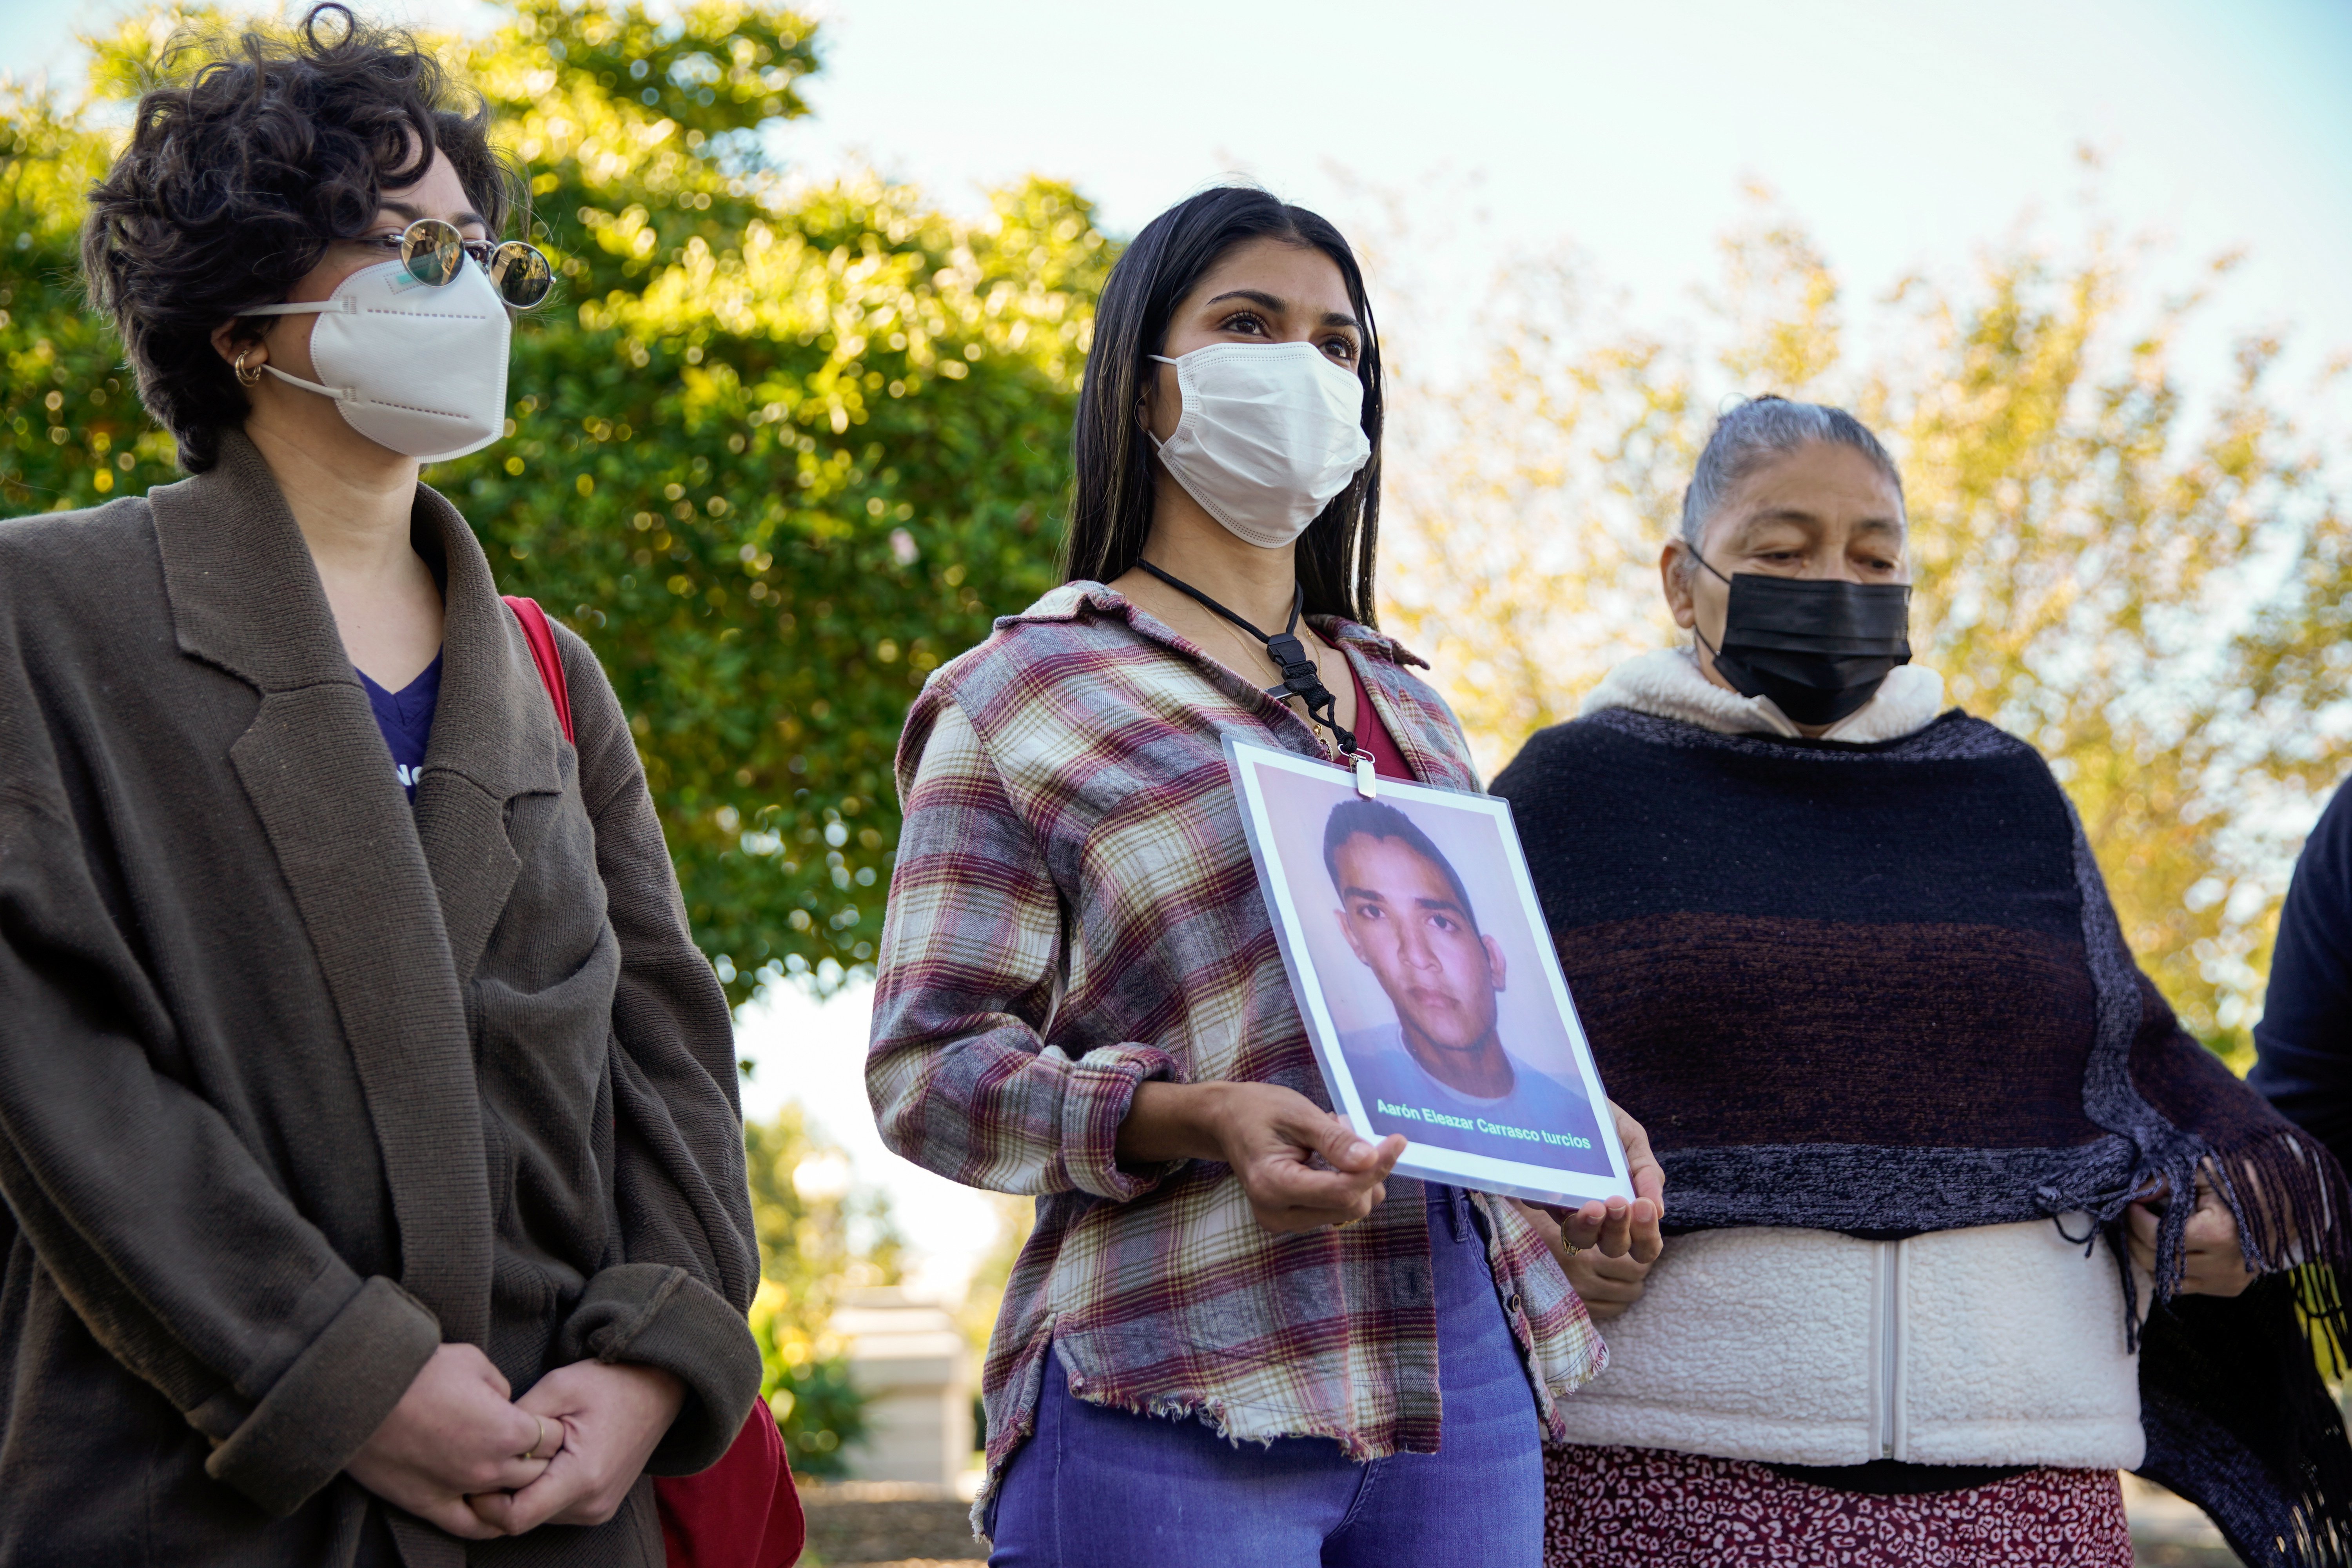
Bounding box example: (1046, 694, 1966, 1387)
(359, 654, 443, 801)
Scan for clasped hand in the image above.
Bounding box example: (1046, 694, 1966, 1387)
(347, 1342, 684, 1539)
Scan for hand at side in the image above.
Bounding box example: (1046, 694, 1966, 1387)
(466, 1361, 687, 1534)
(347, 1343, 554, 1539)
(2127, 1164, 2258, 1298)
(1119, 1080, 1406, 1232)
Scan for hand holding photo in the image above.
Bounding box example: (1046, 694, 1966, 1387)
(1226, 736, 1633, 1208)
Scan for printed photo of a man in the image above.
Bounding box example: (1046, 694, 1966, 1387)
(1322, 798, 1611, 1173)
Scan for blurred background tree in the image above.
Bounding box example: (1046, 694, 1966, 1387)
(952, 1191, 1034, 1461)
(1378, 181, 2352, 1067)
(744, 1103, 902, 1477)
(0, 80, 179, 530)
(0, 0, 1113, 1003)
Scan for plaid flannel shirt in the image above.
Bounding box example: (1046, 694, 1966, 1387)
(870, 583, 1604, 1510)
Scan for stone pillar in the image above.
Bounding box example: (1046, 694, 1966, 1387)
(830, 1287, 974, 1488)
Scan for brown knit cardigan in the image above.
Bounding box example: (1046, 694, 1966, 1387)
(0, 433, 760, 1566)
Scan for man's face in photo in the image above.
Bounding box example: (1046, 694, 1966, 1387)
(1331, 830, 1508, 1060)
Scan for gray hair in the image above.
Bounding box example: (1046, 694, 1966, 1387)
(1677, 396, 1906, 556)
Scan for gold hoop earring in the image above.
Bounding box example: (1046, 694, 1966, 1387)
(234, 350, 263, 387)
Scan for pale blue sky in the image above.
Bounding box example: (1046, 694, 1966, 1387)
(790, 3, 2350, 329)
(10, 0, 2350, 379)
(9, 0, 2347, 1289)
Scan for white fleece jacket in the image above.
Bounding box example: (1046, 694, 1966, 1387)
(1578, 646, 1949, 743)
(1563, 648, 2145, 1470)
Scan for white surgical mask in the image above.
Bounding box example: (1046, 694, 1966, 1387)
(1149, 341, 1372, 548)
(241, 257, 512, 461)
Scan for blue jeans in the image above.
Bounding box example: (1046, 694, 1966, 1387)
(986, 1183, 1543, 1568)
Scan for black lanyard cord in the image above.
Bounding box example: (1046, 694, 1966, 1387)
(1137, 561, 1359, 757)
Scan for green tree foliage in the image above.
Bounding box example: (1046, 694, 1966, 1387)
(0, 0, 1114, 999)
(0, 84, 178, 514)
(743, 1103, 903, 1477)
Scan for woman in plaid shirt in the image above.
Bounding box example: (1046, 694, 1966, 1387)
(870, 187, 1665, 1568)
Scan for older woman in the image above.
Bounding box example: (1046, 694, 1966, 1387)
(1492, 397, 2350, 1568)
(0, 9, 759, 1564)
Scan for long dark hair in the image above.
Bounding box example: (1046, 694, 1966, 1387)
(1063, 186, 1384, 626)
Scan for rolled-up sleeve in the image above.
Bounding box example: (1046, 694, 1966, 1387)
(869, 695, 1181, 1202)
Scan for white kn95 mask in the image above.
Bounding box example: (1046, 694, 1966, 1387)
(240, 257, 513, 462)
(1149, 341, 1372, 548)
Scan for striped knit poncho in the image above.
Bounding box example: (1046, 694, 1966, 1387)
(1492, 703, 2352, 1568)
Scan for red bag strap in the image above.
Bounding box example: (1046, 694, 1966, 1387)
(502, 595, 574, 745)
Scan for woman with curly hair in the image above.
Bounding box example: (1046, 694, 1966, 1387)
(0, 9, 761, 1564)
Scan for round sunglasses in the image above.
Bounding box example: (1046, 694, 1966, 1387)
(387, 217, 554, 308)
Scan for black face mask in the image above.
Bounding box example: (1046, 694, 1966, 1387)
(1690, 552, 1912, 727)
